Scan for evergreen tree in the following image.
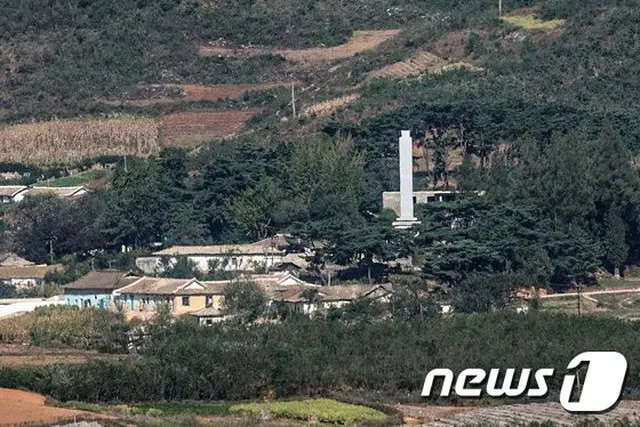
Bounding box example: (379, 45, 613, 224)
(603, 204, 629, 278)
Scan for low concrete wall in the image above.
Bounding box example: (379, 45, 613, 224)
(0, 296, 64, 318)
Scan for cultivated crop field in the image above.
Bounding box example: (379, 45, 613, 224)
(0, 108, 261, 164)
(0, 117, 160, 165)
(367, 51, 445, 79)
(501, 14, 565, 30)
(425, 401, 640, 426)
(105, 83, 290, 106)
(61, 398, 390, 425)
(199, 30, 401, 64)
(0, 344, 120, 367)
(303, 94, 360, 117)
(160, 108, 262, 147)
(180, 83, 289, 102)
(230, 399, 387, 424)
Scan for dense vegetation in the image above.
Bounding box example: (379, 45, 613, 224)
(0, 312, 638, 403)
(0, 305, 129, 352)
(0, 0, 639, 301)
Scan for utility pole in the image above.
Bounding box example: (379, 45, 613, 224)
(577, 286, 583, 316)
(291, 80, 296, 118)
(499, 0, 503, 16)
(124, 155, 128, 173)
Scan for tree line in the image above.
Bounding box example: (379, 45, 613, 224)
(0, 312, 638, 403)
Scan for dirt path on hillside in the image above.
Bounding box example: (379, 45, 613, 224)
(199, 30, 400, 63)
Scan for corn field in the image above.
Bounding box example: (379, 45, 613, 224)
(0, 305, 127, 349)
(0, 117, 161, 165)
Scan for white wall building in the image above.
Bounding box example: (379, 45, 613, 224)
(136, 235, 299, 274)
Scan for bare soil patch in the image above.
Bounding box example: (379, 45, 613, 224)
(160, 108, 261, 147)
(431, 30, 475, 61)
(0, 388, 104, 426)
(199, 30, 401, 64)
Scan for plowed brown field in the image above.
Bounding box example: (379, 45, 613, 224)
(199, 30, 401, 63)
(0, 388, 101, 426)
(181, 83, 288, 101)
(160, 108, 261, 147)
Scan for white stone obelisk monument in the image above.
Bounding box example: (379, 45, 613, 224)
(392, 130, 421, 229)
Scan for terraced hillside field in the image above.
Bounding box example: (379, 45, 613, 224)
(303, 94, 360, 117)
(160, 108, 262, 147)
(105, 83, 290, 106)
(199, 30, 401, 63)
(367, 51, 445, 79)
(0, 108, 260, 164)
(0, 117, 160, 165)
(425, 401, 640, 426)
(0, 344, 121, 367)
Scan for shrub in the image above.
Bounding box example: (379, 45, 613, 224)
(145, 408, 165, 417)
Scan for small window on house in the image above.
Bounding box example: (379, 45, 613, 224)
(206, 296, 213, 307)
(205, 319, 213, 325)
(231, 257, 238, 267)
(182, 296, 190, 306)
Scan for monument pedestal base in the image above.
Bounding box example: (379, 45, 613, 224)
(392, 218, 421, 229)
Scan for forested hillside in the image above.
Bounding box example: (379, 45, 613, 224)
(0, 0, 639, 302)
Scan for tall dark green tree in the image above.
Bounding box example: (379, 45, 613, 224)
(603, 204, 628, 278)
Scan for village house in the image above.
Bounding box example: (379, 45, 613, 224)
(62, 270, 140, 309)
(27, 186, 89, 198)
(135, 234, 304, 274)
(113, 271, 315, 322)
(62, 269, 393, 324)
(114, 277, 227, 317)
(271, 283, 394, 314)
(0, 185, 89, 202)
(0, 256, 64, 290)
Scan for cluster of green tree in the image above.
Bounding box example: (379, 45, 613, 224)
(0, 282, 60, 299)
(0, 312, 638, 402)
(4, 121, 638, 298)
(1, 136, 404, 284)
